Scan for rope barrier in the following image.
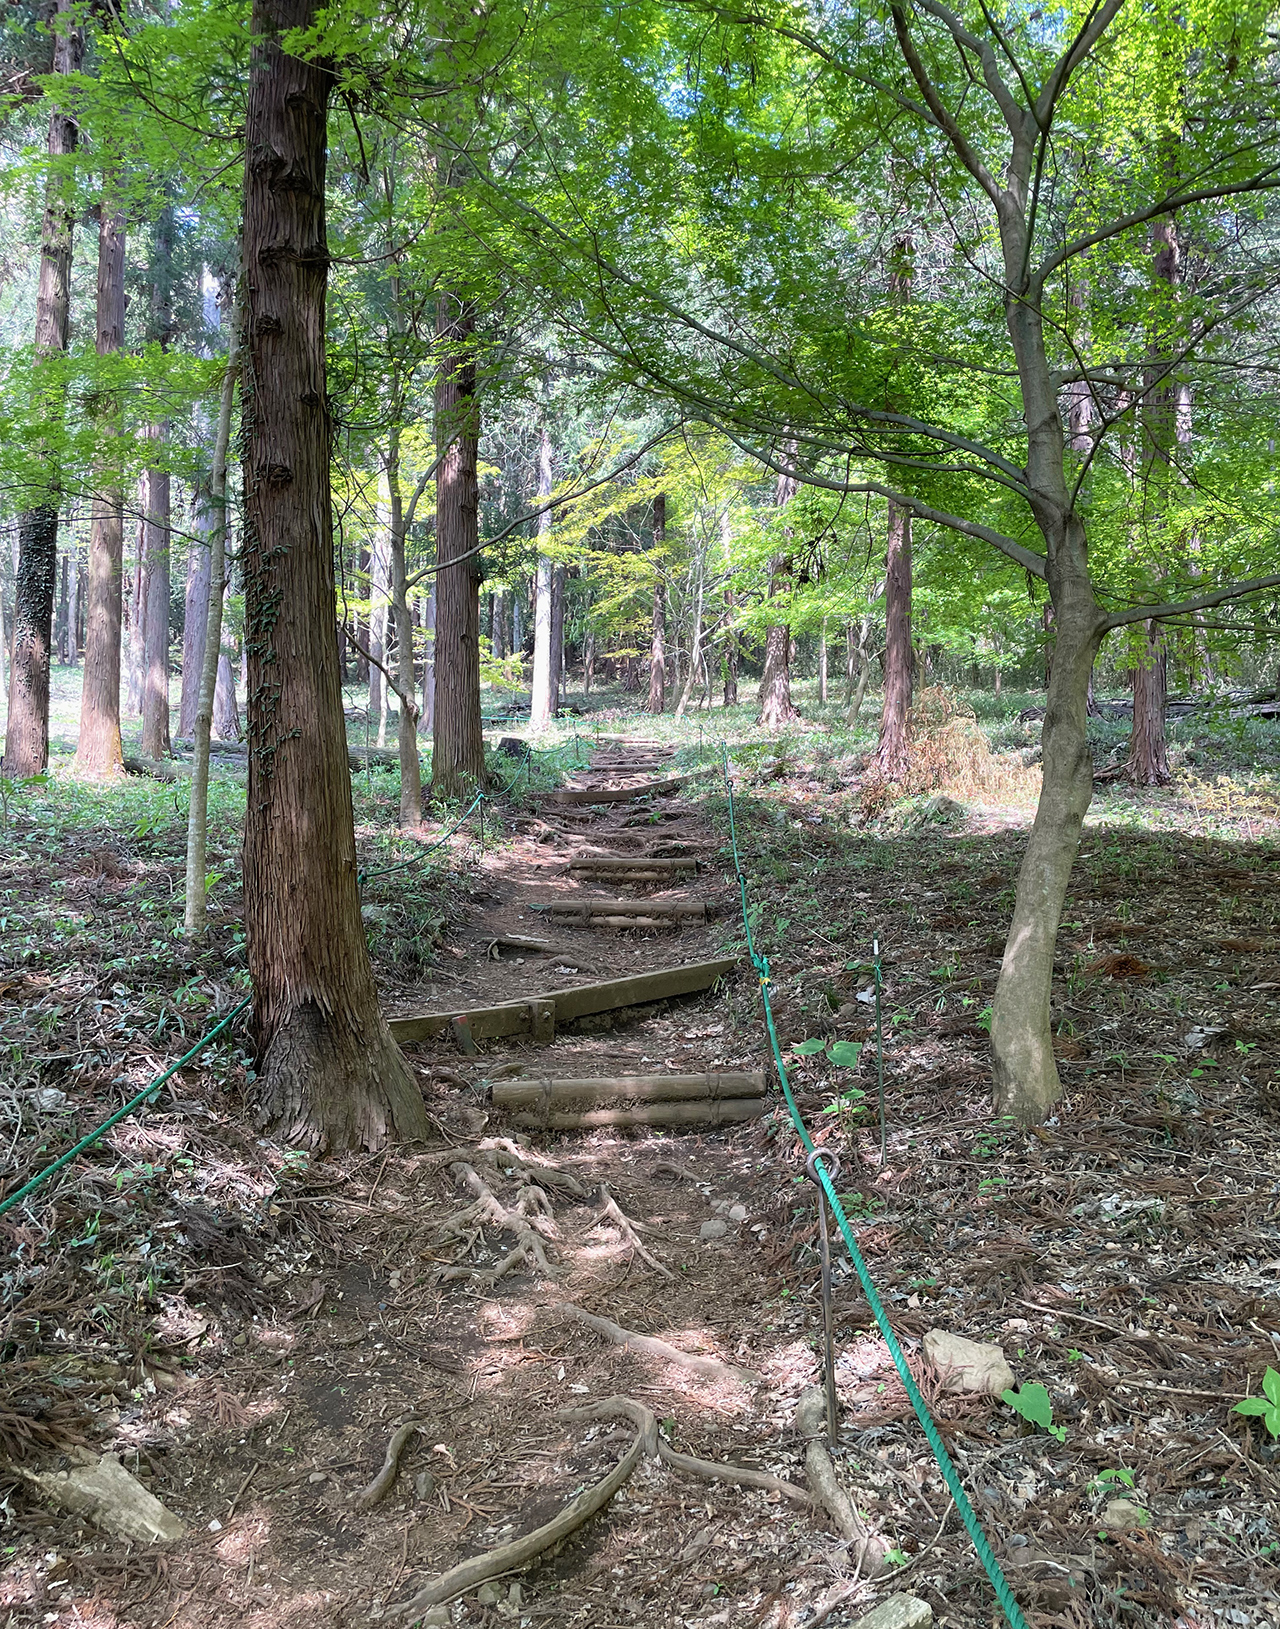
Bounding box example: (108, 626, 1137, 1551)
(357, 743, 535, 889)
(0, 995, 253, 1219)
(720, 744, 1029, 1629)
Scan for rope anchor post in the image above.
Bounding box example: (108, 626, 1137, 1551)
(805, 1148, 843, 1445)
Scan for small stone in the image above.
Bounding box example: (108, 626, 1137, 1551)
(419, 1611, 449, 1627)
(922, 1329, 1014, 1396)
(476, 1582, 500, 1605)
(699, 1219, 729, 1241)
(850, 1594, 933, 1629)
(727, 1204, 748, 1224)
(308, 1472, 326, 1484)
(231, 1334, 248, 1349)
(507, 1583, 522, 1607)
(1102, 1497, 1148, 1530)
(413, 1470, 435, 1501)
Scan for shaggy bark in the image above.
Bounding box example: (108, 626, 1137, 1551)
(139, 462, 172, 760)
(3, 0, 83, 775)
(430, 294, 486, 798)
(385, 431, 423, 829)
(75, 188, 126, 779)
(1126, 620, 1170, 785)
(239, 0, 427, 1149)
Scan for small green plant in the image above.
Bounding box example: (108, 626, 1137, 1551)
(1090, 1467, 1136, 1496)
(1001, 1382, 1066, 1442)
(1233, 1368, 1280, 1438)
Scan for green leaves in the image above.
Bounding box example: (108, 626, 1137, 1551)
(793, 1038, 826, 1055)
(1001, 1382, 1066, 1442)
(793, 1037, 864, 1067)
(1233, 1367, 1280, 1439)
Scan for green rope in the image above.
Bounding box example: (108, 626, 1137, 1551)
(359, 793, 486, 887)
(720, 746, 1029, 1629)
(0, 994, 253, 1219)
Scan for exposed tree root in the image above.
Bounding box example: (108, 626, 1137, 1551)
(652, 1159, 704, 1184)
(477, 1136, 589, 1198)
(355, 1420, 424, 1509)
(433, 1163, 560, 1285)
(560, 1397, 811, 1504)
(382, 1415, 648, 1619)
(556, 1302, 759, 1387)
(796, 1387, 891, 1575)
(590, 1184, 673, 1278)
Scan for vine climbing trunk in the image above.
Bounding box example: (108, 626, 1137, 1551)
(876, 503, 912, 780)
(75, 184, 126, 779)
(430, 293, 486, 799)
(3, 0, 83, 775)
(239, 0, 427, 1150)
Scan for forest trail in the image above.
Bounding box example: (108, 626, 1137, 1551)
(8, 724, 1280, 1629)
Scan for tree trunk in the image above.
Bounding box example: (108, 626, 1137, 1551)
(723, 591, 738, 707)
(531, 428, 554, 723)
(646, 493, 667, 713)
(369, 517, 389, 745)
(990, 548, 1105, 1124)
(213, 651, 240, 740)
(550, 564, 566, 708)
(240, 0, 426, 1150)
(817, 619, 828, 704)
(66, 533, 79, 663)
(420, 581, 435, 733)
(675, 542, 704, 719)
(75, 192, 127, 777)
(139, 461, 172, 759)
(758, 469, 798, 728)
(430, 293, 486, 799)
(185, 292, 241, 936)
(876, 502, 912, 779)
(1125, 621, 1170, 785)
(385, 431, 423, 830)
(179, 515, 212, 738)
(2, 0, 83, 775)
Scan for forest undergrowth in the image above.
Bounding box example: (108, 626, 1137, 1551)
(0, 684, 1278, 1629)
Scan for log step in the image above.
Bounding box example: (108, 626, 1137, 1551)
(387, 956, 738, 1047)
(568, 856, 696, 875)
(494, 1070, 765, 1110)
(508, 1098, 766, 1132)
(538, 776, 689, 806)
(531, 898, 706, 922)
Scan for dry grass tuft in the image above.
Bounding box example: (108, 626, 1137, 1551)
(860, 687, 1040, 818)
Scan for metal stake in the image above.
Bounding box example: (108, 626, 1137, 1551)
(806, 1147, 843, 1444)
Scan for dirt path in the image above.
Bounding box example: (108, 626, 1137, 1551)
(10, 732, 1279, 1629)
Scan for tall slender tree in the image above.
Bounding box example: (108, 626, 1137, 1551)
(75, 184, 127, 778)
(646, 492, 666, 713)
(2, 0, 83, 774)
(758, 469, 798, 727)
(530, 426, 556, 724)
(430, 294, 486, 797)
(239, 0, 427, 1149)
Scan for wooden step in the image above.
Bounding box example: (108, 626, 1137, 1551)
(507, 1098, 767, 1131)
(531, 898, 706, 922)
(538, 775, 689, 805)
(568, 855, 697, 875)
(493, 1070, 764, 1110)
(388, 956, 738, 1047)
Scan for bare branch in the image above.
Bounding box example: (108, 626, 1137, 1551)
(890, 4, 1001, 202)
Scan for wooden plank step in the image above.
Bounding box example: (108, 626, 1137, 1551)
(493, 1070, 765, 1111)
(387, 956, 738, 1047)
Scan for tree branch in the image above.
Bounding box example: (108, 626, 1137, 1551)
(1103, 575, 1280, 630)
(890, 4, 1001, 201)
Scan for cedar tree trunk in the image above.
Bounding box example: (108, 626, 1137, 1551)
(140, 462, 172, 759)
(386, 431, 423, 830)
(430, 294, 486, 798)
(1126, 621, 1170, 785)
(240, 0, 426, 1150)
(530, 427, 554, 724)
(75, 190, 126, 778)
(3, 0, 83, 775)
